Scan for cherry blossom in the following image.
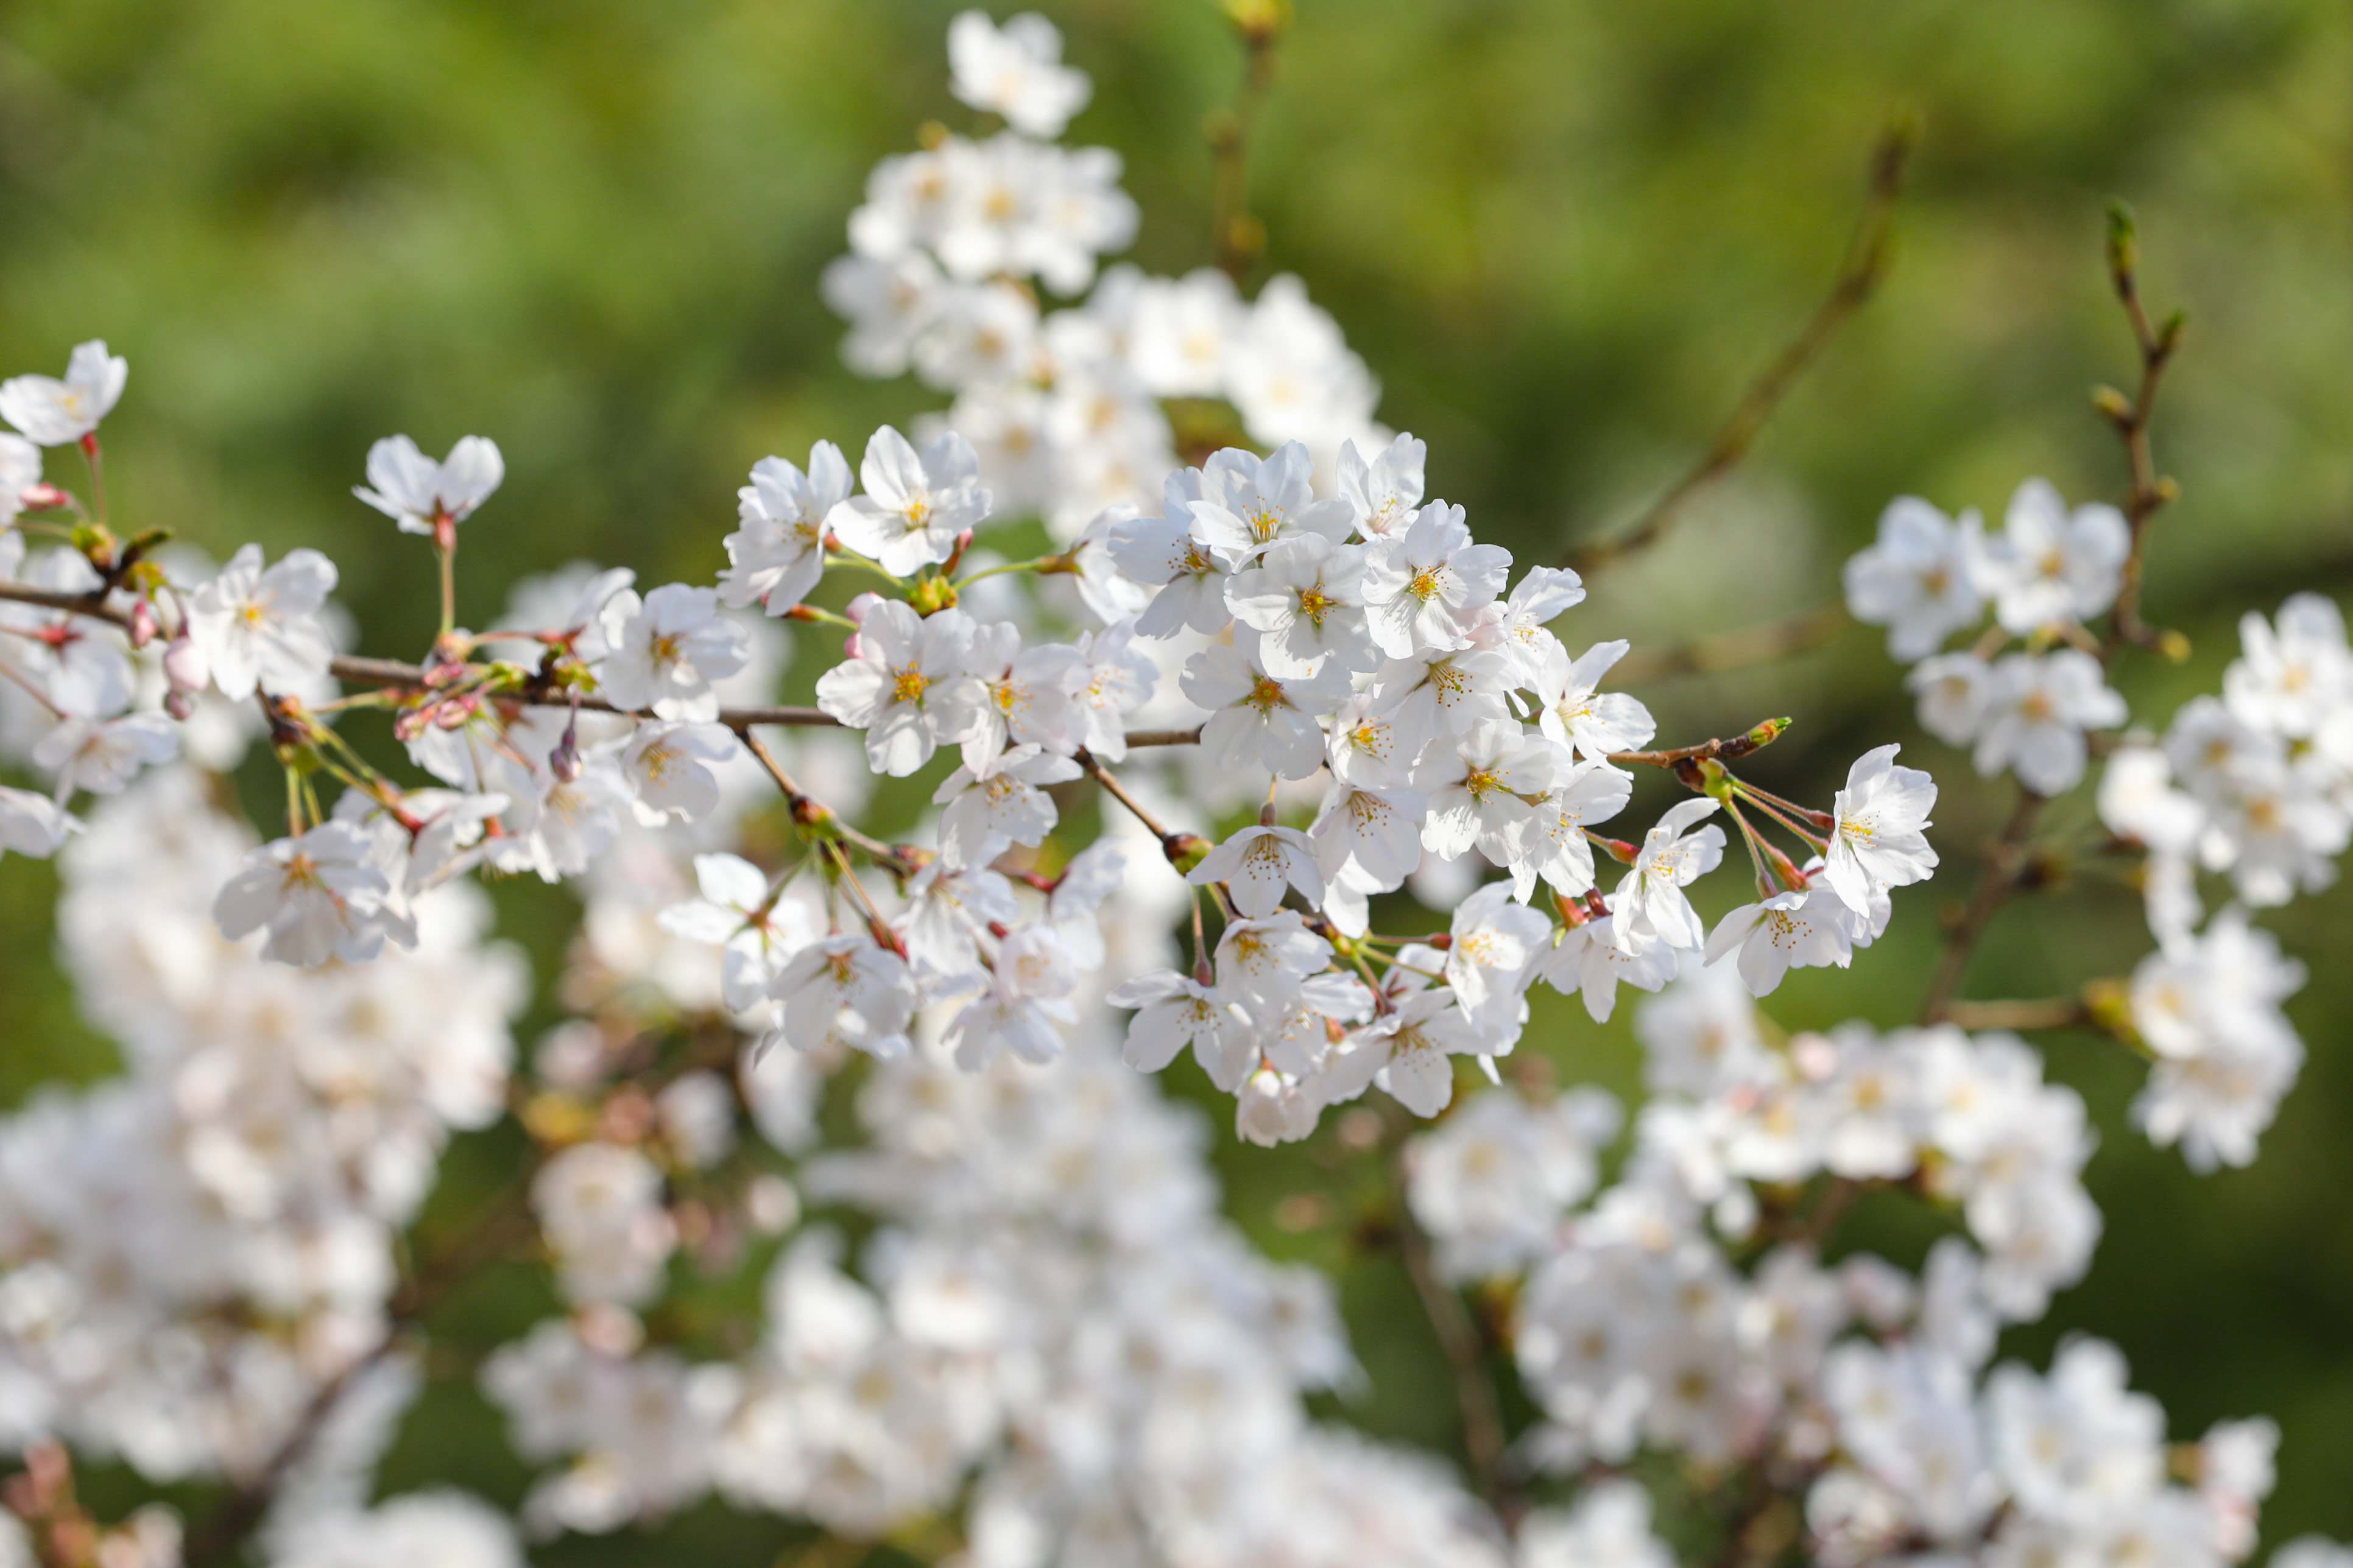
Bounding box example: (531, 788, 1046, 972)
(947, 11, 1091, 138)
(721, 443, 856, 616)
(827, 427, 991, 575)
(212, 820, 411, 968)
(353, 434, 506, 536)
(1188, 823, 1324, 918)
(814, 600, 989, 775)
(0, 339, 126, 446)
(186, 543, 340, 701)
(1843, 495, 1986, 659)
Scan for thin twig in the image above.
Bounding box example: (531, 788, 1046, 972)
(0, 582, 1180, 748)
(1388, 1136, 1520, 1532)
(1606, 717, 1791, 772)
(1562, 126, 1914, 574)
(1917, 789, 2046, 1026)
(1943, 996, 2092, 1033)
(2098, 205, 2187, 657)
(1612, 602, 1849, 684)
(1207, 7, 1284, 281)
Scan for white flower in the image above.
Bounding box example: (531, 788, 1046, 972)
(933, 743, 1081, 868)
(2098, 745, 2203, 856)
(821, 248, 946, 378)
(1493, 565, 1588, 684)
(0, 434, 39, 521)
(30, 712, 177, 800)
(1822, 743, 1939, 915)
(1224, 533, 1373, 677)
(814, 600, 989, 776)
(961, 621, 1085, 768)
(1413, 719, 1563, 862)
(1978, 478, 2130, 634)
(1187, 441, 1353, 564)
(1843, 496, 1986, 658)
(1126, 268, 1243, 397)
(185, 543, 340, 701)
(0, 785, 76, 860)
(1445, 882, 1549, 1027)
(353, 434, 505, 536)
(1360, 501, 1512, 658)
(1067, 617, 1155, 762)
(1703, 887, 1854, 996)
(947, 10, 1092, 138)
(1367, 642, 1514, 741)
(1341, 986, 1486, 1117)
(761, 934, 917, 1060)
(618, 721, 738, 824)
(532, 1141, 677, 1307)
(493, 758, 630, 882)
(1188, 823, 1324, 918)
(1180, 641, 1351, 781)
(1974, 649, 2128, 795)
(944, 926, 1079, 1070)
(0, 339, 127, 445)
(658, 852, 820, 1011)
(1534, 639, 1656, 761)
(1308, 781, 1426, 911)
(213, 820, 411, 967)
(1505, 761, 1633, 900)
(1213, 910, 1333, 1005)
(898, 859, 1018, 980)
(827, 426, 991, 576)
(1106, 969, 1254, 1089)
(720, 442, 855, 616)
(1611, 798, 1724, 952)
(2226, 592, 2351, 739)
(1107, 465, 1236, 635)
(1538, 911, 1683, 1022)
(1324, 692, 1417, 789)
(595, 583, 751, 722)
(1908, 650, 1994, 747)
(1336, 431, 1427, 538)
(2129, 906, 2305, 1172)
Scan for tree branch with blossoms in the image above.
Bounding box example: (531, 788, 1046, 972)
(1, 13, 2348, 1568)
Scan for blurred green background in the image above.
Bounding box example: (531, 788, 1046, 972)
(4, 0, 2353, 1558)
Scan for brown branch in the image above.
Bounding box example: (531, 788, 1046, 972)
(1612, 602, 1848, 684)
(1207, 4, 1285, 281)
(2098, 205, 2187, 659)
(1943, 995, 2092, 1033)
(1388, 1134, 1520, 1532)
(1606, 716, 1792, 772)
(0, 582, 1184, 748)
(1562, 125, 1914, 574)
(1917, 788, 2046, 1026)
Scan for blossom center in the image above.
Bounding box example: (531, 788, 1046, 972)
(893, 666, 930, 703)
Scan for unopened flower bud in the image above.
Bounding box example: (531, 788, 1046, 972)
(549, 718, 585, 784)
(164, 690, 194, 722)
(127, 598, 160, 649)
(18, 482, 68, 512)
(161, 631, 209, 695)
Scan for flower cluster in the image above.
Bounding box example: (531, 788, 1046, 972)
(822, 13, 1381, 541)
(0, 11, 2348, 1568)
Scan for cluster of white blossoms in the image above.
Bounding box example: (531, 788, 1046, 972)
(1, 11, 2350, 1568)
(822, 15, 1382, 540)
(1411, 964, 2277, 1568)
(1848, 484, 2344, 1171)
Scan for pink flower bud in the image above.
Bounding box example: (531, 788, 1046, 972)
(128, 599, 160, 649)
(549, 722, 585, 784)
(164, 690, 194, 722)
(161, 631, 209, 695)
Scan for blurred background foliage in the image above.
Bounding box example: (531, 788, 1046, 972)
(3, 0, 2353, 1559)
